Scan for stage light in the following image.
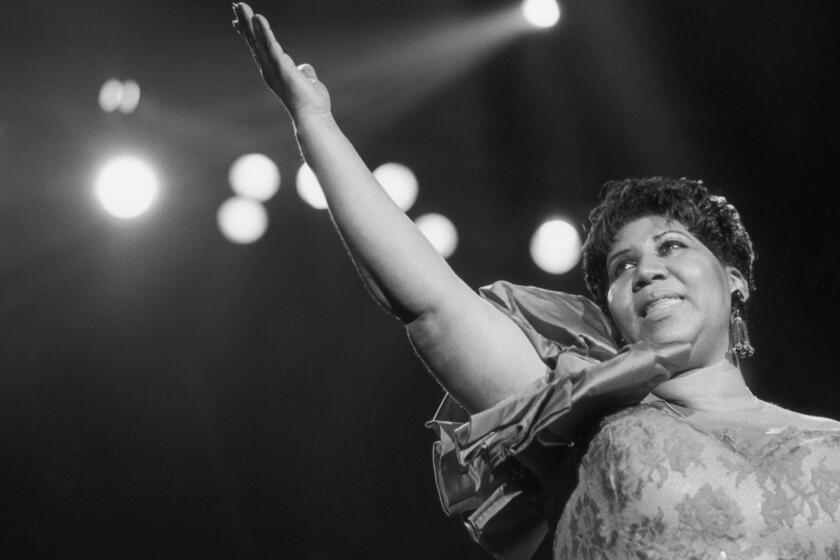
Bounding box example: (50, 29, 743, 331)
(373, 162, 419, 211)
(98, 79, 142, 114)
(229, 153, 281, 202)
(415, 213, 458, 258)
(119, 80, 141, 114)
(99, 79, 123, 112)
(217, 196, 269, 244)
(94, 155, 160, 219)
(530, 218, 580, 274)
(296, 162, 328, 210)
(522, 0, 561, 29)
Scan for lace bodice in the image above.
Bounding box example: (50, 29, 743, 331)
(556, 404, 840, 559)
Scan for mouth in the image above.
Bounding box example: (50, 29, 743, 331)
(640, 296, 684, 319)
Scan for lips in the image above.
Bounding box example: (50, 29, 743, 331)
(639, 294, 684, 318)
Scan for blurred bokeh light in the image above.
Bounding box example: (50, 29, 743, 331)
(296, 162, 328, 210)
(228, 153, 281, 202)
(415, 213, 458, 258)
(94, 155, 160, 219)
(522, 0, 561, 28)
(98, 79, 142, 114)
(98, 79, 123, 113)
(530, 218, 580, 274)
(119, 80, 141, 114)
(373, 162, 419, 211)
(217, 196, 269, 244)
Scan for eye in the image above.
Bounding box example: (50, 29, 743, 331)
(658, 239, 685, 255)
(610, 259, 636, 280)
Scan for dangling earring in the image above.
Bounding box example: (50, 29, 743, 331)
(729, 290, 755, 363)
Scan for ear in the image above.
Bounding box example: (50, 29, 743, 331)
(726, 266, 749, 302)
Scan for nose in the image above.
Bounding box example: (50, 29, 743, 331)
(631, 254, 668, 293)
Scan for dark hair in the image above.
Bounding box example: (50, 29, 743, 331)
(582, 177, 756, 311)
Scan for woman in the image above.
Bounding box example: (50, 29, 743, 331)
(231, 4, 840, 558)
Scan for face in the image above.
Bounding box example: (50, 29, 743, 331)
(606, 216, 747, 367)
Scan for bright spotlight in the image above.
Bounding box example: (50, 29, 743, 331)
(522, 0, 561, 29)
(415, 213, 458, 258)
(296, 163, 328, 210)
(229, 153, 281, 202)
(99, 79, 123, 112)
(119, 80, 141, 114)
(373, 162, 419, 211)
(217, 196, 269, 244)
(530, 218, 580, 274)
(94, 155, 160, 219)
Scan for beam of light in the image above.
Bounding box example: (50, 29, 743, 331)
(321, 5, 533, 132)
(415, 213, 458, 258)
(217, 196, 269, 244)
(295, 163, 328, 210)
(228, 153, 281, 202)
(530, 218, 581, 274)
(373, 162, 418, 211)
(94, 155, 160, 219)
(522, 0, 561, 29)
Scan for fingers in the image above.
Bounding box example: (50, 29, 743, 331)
(252, 14, 316, 93)
(231, 3, 330, 116)
(254, 14, 281, 54)
(232, 3, 258, 52)
(253, 13, 296, 78)
(232, 3, 298, 75)
(251, 15, 276, 73)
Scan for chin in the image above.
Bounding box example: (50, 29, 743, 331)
(637, 321, 696, 347)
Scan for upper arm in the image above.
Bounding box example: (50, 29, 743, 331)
(406, 287, 549, 413)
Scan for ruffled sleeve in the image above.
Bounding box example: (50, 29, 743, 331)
(426, 281, 688, 559)
(477, 281, 619, 367)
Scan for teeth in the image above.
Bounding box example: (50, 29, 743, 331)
(644, 297, 681, 317)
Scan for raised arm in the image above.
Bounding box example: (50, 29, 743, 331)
(232, 3, 547, 411)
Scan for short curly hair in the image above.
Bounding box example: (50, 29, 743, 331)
(582, 177, 756, 311)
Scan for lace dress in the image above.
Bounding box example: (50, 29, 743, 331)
(428, 281, 840, 559)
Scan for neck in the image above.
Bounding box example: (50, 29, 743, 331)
(651, 358, 759, 412)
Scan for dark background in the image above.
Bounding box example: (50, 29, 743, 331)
(1, 0, 837, 557)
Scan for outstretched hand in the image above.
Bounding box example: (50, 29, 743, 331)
(232, 2, 331, 121)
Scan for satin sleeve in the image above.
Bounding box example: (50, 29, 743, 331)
(426, 281, 687, 559)
(477, 280, 619, 367)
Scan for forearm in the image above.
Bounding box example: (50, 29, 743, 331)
(234, 4, 549, 409)
(294, 112, 471, 322)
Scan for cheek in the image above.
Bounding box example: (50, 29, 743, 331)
(682, 260, 730, 306)
(606, 283, 637, 336)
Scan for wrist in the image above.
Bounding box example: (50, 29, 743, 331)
(293, 109, 336, 132)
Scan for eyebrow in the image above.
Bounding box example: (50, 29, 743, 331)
(653, 229, 690, 242)
(607, 229, 690, 267)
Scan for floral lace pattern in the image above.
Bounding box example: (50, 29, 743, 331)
(555, 405, 840, 559)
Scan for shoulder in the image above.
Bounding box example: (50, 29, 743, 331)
(762, 402, 840, 432)
(582, 404, 701, 463)
(598, 402, 688, 434)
